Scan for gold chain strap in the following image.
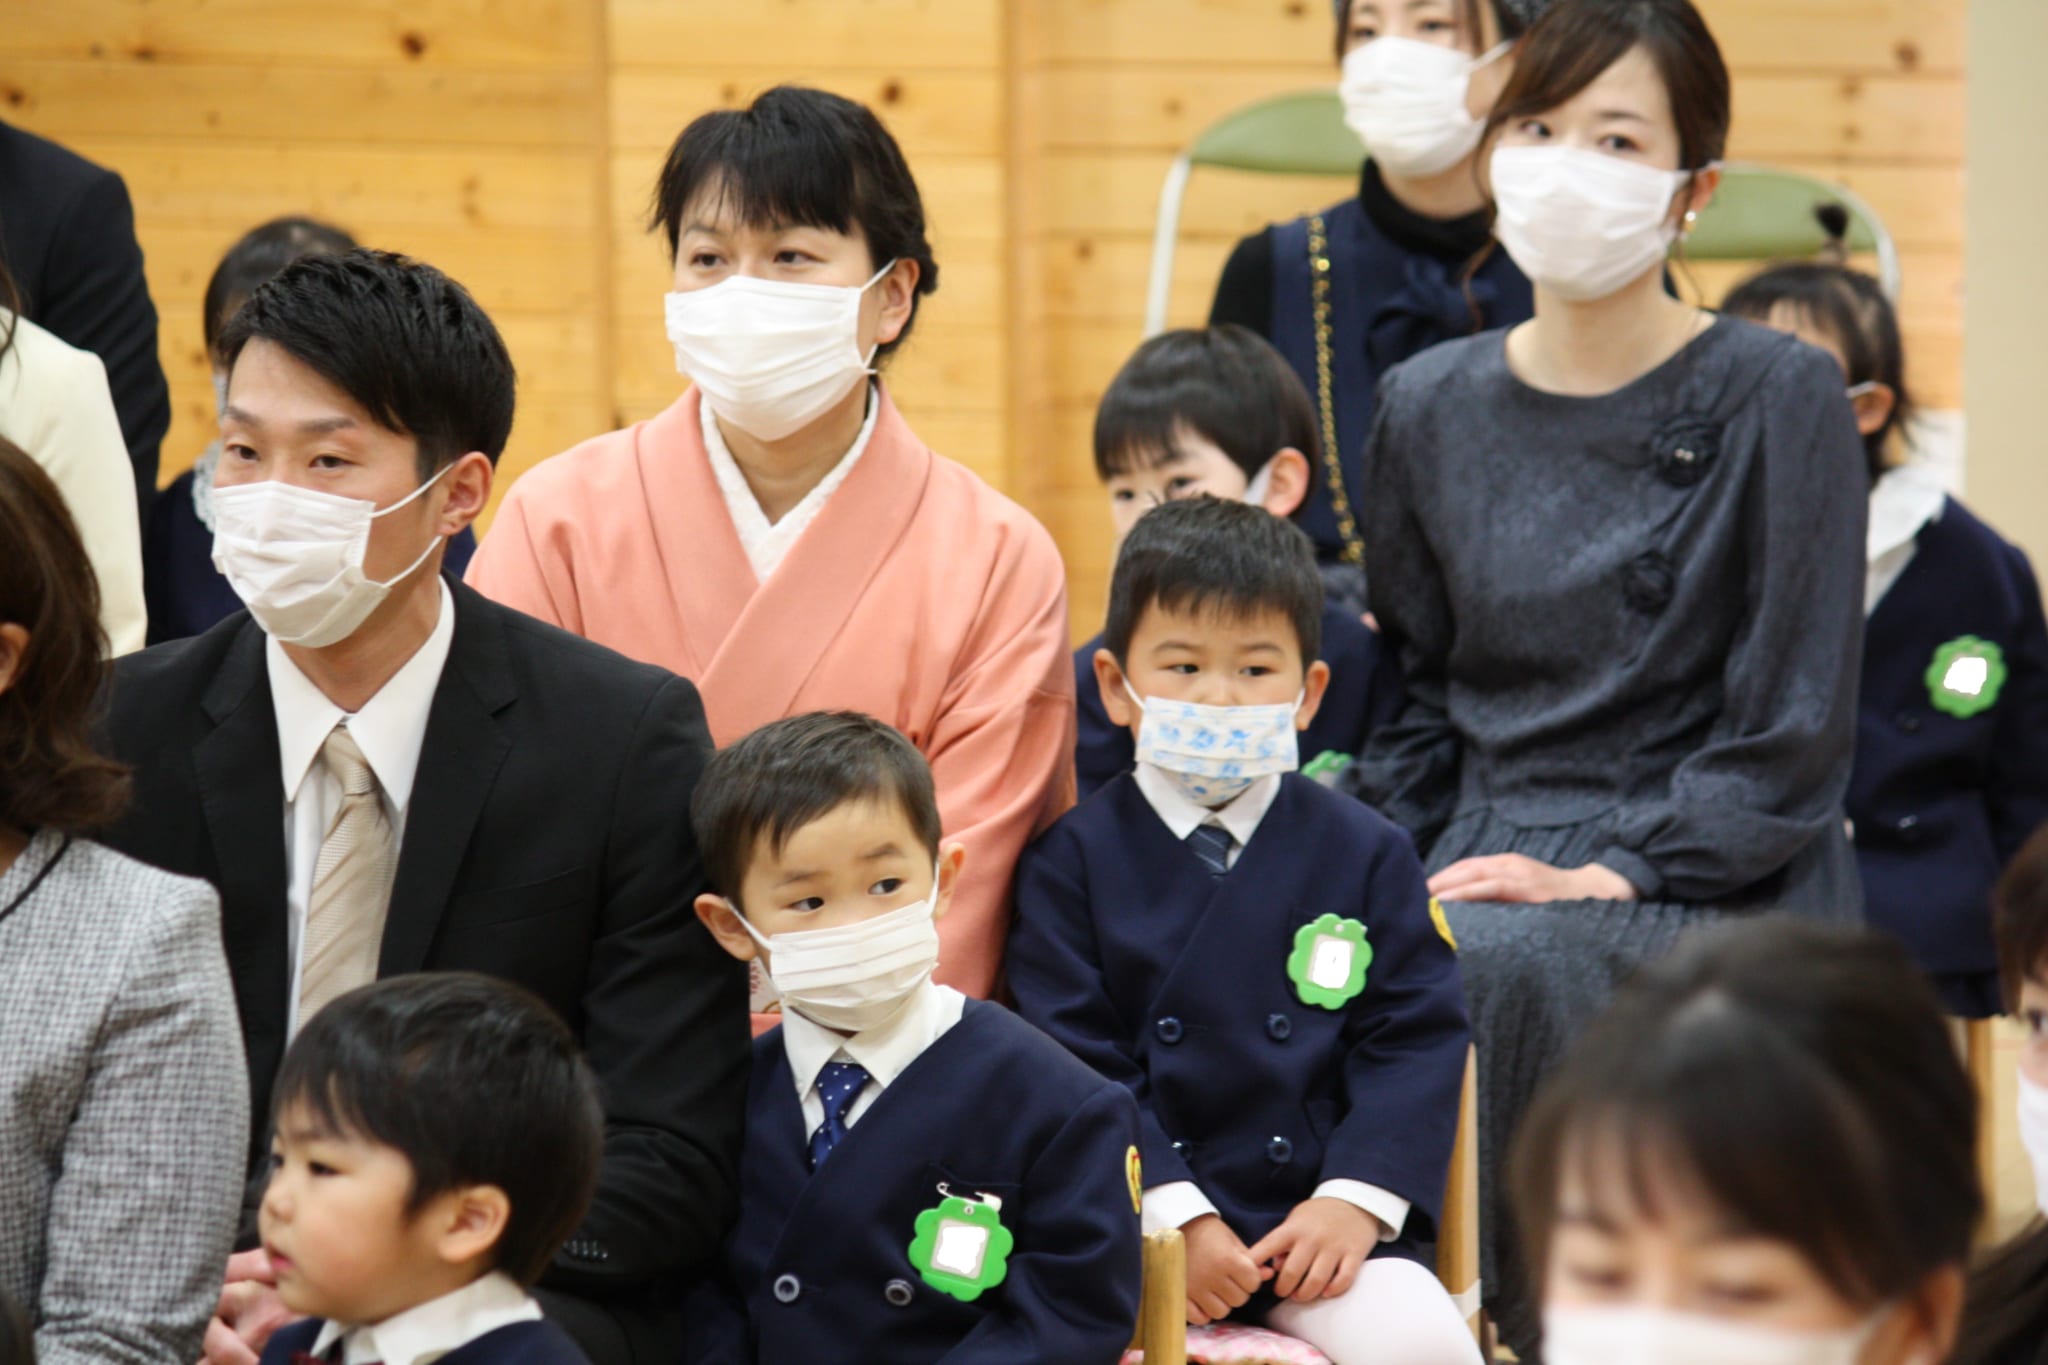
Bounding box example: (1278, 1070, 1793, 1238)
(1306, 214, 1365, 566)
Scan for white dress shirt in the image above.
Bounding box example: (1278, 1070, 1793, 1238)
(779, 978, 966, 1135)
(270, 579, 456, 1035)
(1866, 461, 1949, 615)
(311, 1270, 541, 1365)
(1129, 763, 1411, 1243)
(701, 384, 880, 583)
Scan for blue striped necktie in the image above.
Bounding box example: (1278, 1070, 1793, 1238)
(1186, 823, 1233, 878)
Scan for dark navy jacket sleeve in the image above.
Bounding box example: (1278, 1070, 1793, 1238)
(1071, 636, 1133, 802)
(1986, 539, 2048, 861)
(935, 1082, 1142, 1365)
(1009, 828, 1194, 1190)
(1324, 832, 1469, 1233)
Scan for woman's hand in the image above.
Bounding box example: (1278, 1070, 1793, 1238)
(1427, 855, 1637, 904)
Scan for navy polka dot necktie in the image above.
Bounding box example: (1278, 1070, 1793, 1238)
(808, 1060, 872, 1170)
(1186, 823, 1233, 878)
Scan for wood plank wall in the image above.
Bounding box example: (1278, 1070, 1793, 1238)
(0, 0, 1964, 635)
(1, 0, 613, 521)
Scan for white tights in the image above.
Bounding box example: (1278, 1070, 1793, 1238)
(1262, 1255, 1483, 1365)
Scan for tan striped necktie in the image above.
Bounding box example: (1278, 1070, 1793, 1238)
(297, 725, 397, 1026)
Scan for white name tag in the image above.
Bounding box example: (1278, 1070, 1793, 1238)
(932, 1221, 990, 1278)
(1310, 936, 1355, 990)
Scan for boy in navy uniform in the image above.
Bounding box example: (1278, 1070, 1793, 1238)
(258, 975, 604, 1365)
(1726, 239, 2048, 1018)
(1011, 498, 1476, 1365)
(686, 712, 1142, 1364)
(1073, 325, 1404, 799)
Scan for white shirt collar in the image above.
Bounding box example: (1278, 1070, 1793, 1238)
(310, 1271, 541, 1365)
(269, 578, 457, 809)
(700, 385, 880, 583)
(1131, 764, 1282, 851)
(780, 978, 963, 1104)
(1868, 462, 1948, 565)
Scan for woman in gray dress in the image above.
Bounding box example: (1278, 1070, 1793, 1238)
(1344, 0, 1868, 1350)
(0, 435, 248, 1365)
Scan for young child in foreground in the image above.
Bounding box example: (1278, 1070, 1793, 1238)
(685, 710, 1142, 1365)
(257, 973, 604, 1365)
(1073, 324, 1404, 798)
(1723, 212, 2048, 1020)
(1009, 496, 1477, 1365)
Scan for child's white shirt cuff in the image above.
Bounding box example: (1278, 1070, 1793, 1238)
(1140, 1180, 1409, 1242)
(1313, 1179, 1409, 1241)
(1141, 1181, 1219, 1235)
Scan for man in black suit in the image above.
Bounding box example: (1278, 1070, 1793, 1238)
(96, 250, 747, 1365)
(0, 120, 171, 516)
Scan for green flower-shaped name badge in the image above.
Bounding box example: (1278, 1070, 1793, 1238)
(1287, 913, 1372, 1009)
(1925, 636, 2007, 719)
(908, 1187, 1014, 1301)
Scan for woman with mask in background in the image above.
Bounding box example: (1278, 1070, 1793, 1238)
(469, 86, 1076, 1024)
(1955, 827, 2048, 1365)
(1340, 0, 1868, 1347)
(1209, 0, 1544, 614)
(1515, 918, 1977, 1365)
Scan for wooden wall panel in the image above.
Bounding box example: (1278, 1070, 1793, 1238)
(0, 0, 611, 530)
(1024, 0, 1969, 640)
(604, 0, 1013, 491)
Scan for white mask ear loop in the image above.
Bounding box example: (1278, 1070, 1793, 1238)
(856, 258, 901, 371)
(366, 461, 459, 588)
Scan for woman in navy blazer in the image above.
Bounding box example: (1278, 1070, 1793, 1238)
(1727, 233, 2048, 1016)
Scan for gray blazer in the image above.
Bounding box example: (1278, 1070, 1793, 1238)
(0, 830, 248, 1365)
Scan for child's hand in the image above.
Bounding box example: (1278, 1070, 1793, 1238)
(1182, 1213, 1267, 1325)
(1245, 1197, 1383, 1302)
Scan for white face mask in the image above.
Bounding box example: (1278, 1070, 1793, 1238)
(1544, 1303, 1884, 1365)
(664, 260, 896, 443)
(210, 467, 453, 648)
(1126, 681, 1302, 808)
(2018, 1068, 2048, 1219)
(1490, 145, 1693, 302)
(734, 866, 942, 1034)
(1339, 38, 1507, 179)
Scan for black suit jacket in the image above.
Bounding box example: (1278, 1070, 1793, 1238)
(0, 119, 170, 515)
(97, 580, 749, 1307)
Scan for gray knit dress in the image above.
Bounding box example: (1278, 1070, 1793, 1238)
(1345, 316, 1868, 1351)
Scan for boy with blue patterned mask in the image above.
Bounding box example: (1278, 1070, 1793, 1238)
(1091, 497, 1331, 808)
(1014, 495, 1475, 1361)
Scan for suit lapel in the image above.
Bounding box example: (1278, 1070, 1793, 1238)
(379, 581, 517, 975)
(639, 391, 762, 679)
(194, 620, 292, 1083)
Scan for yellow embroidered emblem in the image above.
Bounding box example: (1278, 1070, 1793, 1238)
(1125, 1145, 1143, 1214)
(1429, 897, 1458, 950)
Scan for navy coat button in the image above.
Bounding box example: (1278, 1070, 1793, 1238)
(1171, 1139, 1192, 1157)
(1897, 814, 1920, 838)
(1267, 1136, 1294, 1164)
(1896, 711, 1922, 734)
(1266, 1012, 1292, 1041)
(1156, 1016, 1184, 1044)
(884, 1279, 915, 1307)
(773, 1273, 801, 1303)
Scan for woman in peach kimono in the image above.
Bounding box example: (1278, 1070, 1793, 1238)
(468, 86, 1074, 1011)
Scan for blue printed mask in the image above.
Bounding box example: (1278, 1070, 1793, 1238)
(1125, 682, 1302, 807)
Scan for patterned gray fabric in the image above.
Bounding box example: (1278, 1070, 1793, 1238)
(0, 830, 249, 1365)
(1348, 317, 1869, 1353)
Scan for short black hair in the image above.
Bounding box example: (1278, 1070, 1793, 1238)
(272, 973, 604, 1286)
(217, 248, 516, 477)
(204, 216, 358, 360)
(1331, 0, 1541, 60)
(1104, 496, 1323, 666)
(648, 86, 939, 363)
(1720, 210, 1912, 486)
(1093, 325, 1320, 485)
(691, 711, 942, 914)
(1511, 918, 1979, 1312)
